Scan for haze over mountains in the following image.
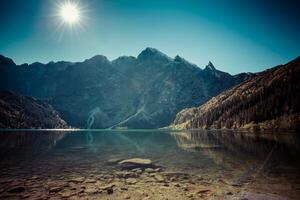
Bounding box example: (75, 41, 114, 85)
(0, 48, 252, 129)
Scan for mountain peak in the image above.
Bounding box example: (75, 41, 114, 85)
(143, 47, 160, 53)
(205, 61, 216, 71)
(174, 55, 191, 65)
(174, 55, 184, 62)
(0, 54, 16, 66)
(85, 55, 110, 65)
(137, 47, 171, 62)
(112, 56, 136, 66)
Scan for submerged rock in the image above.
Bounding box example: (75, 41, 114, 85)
(107, 187, 113, 194)
(126, 178, 137, 185)
(197, 188, 210, 194)
(124, 194, 130, 199)
(115, 171, 137, 179)
(49, 186, 63, 193)
(118, 158, 154, 169)
(99, 183, 115, 191)
(154, 174, 165, 182)
(98, 183, 115, 195)
(84, 187, 98, 194)
(145, 168, 155, 173)
(7, 186, 25, 193)
(119, 158, 152, 165)
(131, 168, 143, 174)
(84, 178, 97, 183)
(68, 177, 85, 183)
(61, 191, 73, 198)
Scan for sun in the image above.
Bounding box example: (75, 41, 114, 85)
(60, 2, 80, 24)
(52, 0, 87, 39)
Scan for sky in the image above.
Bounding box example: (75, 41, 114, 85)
(0, 0, 299, 74)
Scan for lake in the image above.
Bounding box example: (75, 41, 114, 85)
(0, 130, 300, 199)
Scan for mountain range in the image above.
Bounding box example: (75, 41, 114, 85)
(0, 48, 252, 129)
(171, 56, 300, 130)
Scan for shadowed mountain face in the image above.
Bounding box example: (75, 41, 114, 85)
(0, 48, 251, 128)
(171, 57, 300, 130)
(0, 91, 68, 129)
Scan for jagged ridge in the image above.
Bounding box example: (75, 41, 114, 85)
(0, 48, 252, 129)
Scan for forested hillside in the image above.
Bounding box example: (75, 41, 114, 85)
(171, 56, 300, 130)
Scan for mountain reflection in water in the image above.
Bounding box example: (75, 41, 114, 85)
(0, 130, 299, 199)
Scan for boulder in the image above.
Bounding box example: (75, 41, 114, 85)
(118, 158, 154, 169)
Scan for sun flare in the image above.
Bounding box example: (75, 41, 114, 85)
(53, 0, 87, 39)
(60, 2, 80, 24)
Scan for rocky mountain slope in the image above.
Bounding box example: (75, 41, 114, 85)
(171, 57, 300, 130)
(0, 48, 251, 128)
(0, 91, 68, 129)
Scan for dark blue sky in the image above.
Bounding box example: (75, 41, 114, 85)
(0, 0, 299, 74)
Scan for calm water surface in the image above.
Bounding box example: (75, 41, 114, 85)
(0, 130, 300, 199)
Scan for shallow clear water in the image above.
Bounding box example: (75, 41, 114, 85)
(1, 130, 300, 199)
